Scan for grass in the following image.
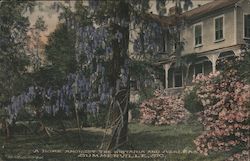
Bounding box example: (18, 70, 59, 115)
(123, 116, 228, 161)
(125, 116, 202, 150)
(0, 116, 229, 161)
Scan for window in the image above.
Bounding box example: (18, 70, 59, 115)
(195, 63, 203, 76)
(173, 41, 177, 51)
(215, 16, 224, 40)
(244, 14, 250, 38)
(162, 35, 166, 52)
(168, 69, 173, 88)
(174, 69, 182, 87)
(130, 80, 137, 90)
(194, 24, 202, 46)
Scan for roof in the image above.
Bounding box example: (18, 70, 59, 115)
(147, 0, 241, 27)
(182, 0, 240, 20)
(144, 13, 179, 27)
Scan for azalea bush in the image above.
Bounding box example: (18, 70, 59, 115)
(139, 90, 190, 125)
(192, 57, 250, 160)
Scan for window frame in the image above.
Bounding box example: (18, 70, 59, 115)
(194, 63, 204, 76)
(243, 13, 250, 39)
(172, 41, 177, 51)
(214, 15, 225, 42)
(193, 22, 203, 47)
(173, 69, 183, 88)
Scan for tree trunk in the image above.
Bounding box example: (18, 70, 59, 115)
(107, 1, 130, 150)
(4, 120, 10, 140)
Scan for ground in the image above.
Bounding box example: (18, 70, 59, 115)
(0, 116, 229, 161)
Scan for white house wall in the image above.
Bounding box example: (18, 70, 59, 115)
(180, 7, 237, 56)
(236, 0, 250, 44)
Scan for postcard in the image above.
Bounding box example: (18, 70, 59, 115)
(0, 0, 249, 161)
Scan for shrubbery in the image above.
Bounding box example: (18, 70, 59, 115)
(138, 87, 155, 102)
(183, 86, 203, 114)
(140, 90, 190, 125)
(192, 57, 250, 160)
(79, 105, 109, 128)
(129, 102, 140, 121)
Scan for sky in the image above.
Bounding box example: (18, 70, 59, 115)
(28, 1, 60, 42)
(28, 0, 212, 43)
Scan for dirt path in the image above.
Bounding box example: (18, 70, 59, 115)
(65, 127, 111, 134)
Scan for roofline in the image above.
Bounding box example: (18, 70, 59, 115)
(184, 6, 234, 22)
(148, 0, 241, 27)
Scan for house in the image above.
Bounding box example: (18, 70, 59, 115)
(151, 0, 250, 94)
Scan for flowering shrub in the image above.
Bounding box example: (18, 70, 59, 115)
(192, 68, 250, 159)
(224, 150, 249, 161)
(140, 90, 190, 125)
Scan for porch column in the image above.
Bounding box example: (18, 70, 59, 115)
(163, 64, 171, 89)
(207, 54, 219, 73)
(234, 49, 242, 57)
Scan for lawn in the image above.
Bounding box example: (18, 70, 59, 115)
(124, 116, 229, 161)
(0, 116, 229, 161)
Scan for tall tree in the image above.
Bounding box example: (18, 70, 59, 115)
(0, 0, 35, 138)
(29, 16, 47, 70)
(1, 0, 192, 147)
(34, 23, 76, 88)
(87, 0, 193, 150)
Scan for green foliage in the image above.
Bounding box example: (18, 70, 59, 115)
(0, 1, 34, 104)
(80, 106, 109, 128)
(29, 16, 48, 70)
(215, 48, 250, 84)
(239, 49, 250, 83)
(129, 102, 140, 120)
(0, 120, 229, 161)
(34, 23, 76, 88)
(15, 106, 35, 121)
(34, 16, 47, 32)
(46, 23, 76, 72)
(192, 58, 250, 160)
(184, 87, 203, 114)
(138, 87, 155, 102)
(32, 65, 68, 89)
(130, 60, 155, 80)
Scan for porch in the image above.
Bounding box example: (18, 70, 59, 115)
(162, 45, 243, 93)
